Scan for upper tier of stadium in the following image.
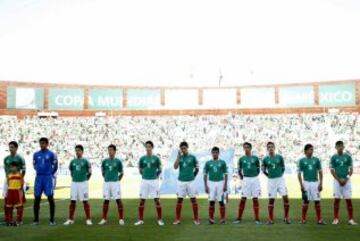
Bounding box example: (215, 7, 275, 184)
(1, 79, 360, 117)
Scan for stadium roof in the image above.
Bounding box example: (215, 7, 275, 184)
(0, 0, 359, 87)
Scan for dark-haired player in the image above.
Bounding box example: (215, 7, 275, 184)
(297, 144, 325, 225)
(173, 141, 200, 225)
(262, 142, 290, 224)
(234, 142, 261, 224)
(134, 141, 164, 226)
(33, 137, 58, 225)
(3, 141, 26, 225)
(204, 147, 228, 224)
(330, 141, 357, 225)
(64, 145, 92, 225)
(98, 144, 124, 225)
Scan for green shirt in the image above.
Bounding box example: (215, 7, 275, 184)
(139, 155, 161, 180)
(262, 154, 285, 179)
(204, 159, 228, 182)
(238, 155, 260, 177)
(69, 158, 91, 182)
(330, 153, 352, 179)
(178, 154, 199, 182)
(4, 155, 26, 175)
(298, 157, 322, 182)
(101, 158, 123, 182)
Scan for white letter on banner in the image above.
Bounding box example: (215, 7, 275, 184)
(55, 96, 63, 106)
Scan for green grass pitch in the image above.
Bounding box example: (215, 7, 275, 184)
(0, 198, 359, 241)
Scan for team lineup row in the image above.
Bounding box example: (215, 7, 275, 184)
(2, 138, 357, 227)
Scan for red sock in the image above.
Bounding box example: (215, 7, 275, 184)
(284, 201, 290, 220)
(83, 201, 91, 220)
(138, 205, 144, 220)
(268, 203, 274, 221)
(315, 202, 322, 222)
(102, 201, 109, 220)
(333, 199, 340, 220)
(6, 207, 13, 223)
(156, 204, 162, 219)
(346, 199, 354, 220)
(192, 202, 199, 221)
(116, 200, 124, 219)
(253, 199, 260, 221)
(4, 206, 9, 223)
(220, 206, 226, 220)
(209, 206, 215, 220)
(302, 203, 308, 221)
(69, 202, 76, 220)
(237, 199, 246, 220)
(4, 200, 7, 221)
(175, 203, 182, 221)
(16, 206, 23, 223)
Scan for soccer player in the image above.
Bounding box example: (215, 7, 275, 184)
(234, 142, 261, 224)
(204, 146, 228, 224)
(33, 137, 58, 225)
(173, 141, 200, 225)
(262, 142, 290, 224)
(64, 145, 92, 225)
(134, 141, 164, 226)
(3, 141, 26, 225)
(330, 141, 357, 225)
(5, 162, 25, 226)
(297, 144, 326, 225)
(98, 144, 125, 225)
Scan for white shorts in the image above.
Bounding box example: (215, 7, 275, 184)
(208, 180, 224, 202)
(103, 181, 121, 200)
(241, 177, 261, 198)
(71, 181, 89, 201)
(176, 180, 198, 198)
(333, 179, 352, 199)
(304, 181, 321, 201)
(268, 177, 288, 198)
(140, 179, 160, 199)
(2, 181, 8, 198)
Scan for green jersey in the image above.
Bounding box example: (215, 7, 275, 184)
(238, 155, 260, 177)
(101, 158, 123, 182)
(330, 153, 352, 179)
(178, 154, 198, 182)
(204, 159, 228, 182)
(262, 154, 285, 179)
(139, 155, 161, 180)
(3, 155, 26, 175)
(298, 157, 322, 182)
(69, 158, 91, 182)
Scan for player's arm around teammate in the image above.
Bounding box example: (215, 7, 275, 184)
(330, 141, 357, 225)
(234, 142, 261, 225)
(173, 141, 200, 225)
(261, 142, 290, 225)
(204, 146, 228, 225)
(98, 144, 125, 225)
(297, 144, 325, 225)
(134, 141, 164, 226)
(64, 145, 92, 226)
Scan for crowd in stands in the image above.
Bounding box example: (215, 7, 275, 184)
(0, 112, 359, 170)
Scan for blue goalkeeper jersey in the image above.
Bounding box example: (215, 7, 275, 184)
(33, 149, 58, 176)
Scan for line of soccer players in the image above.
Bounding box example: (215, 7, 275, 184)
(2, 138, 357, 226)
